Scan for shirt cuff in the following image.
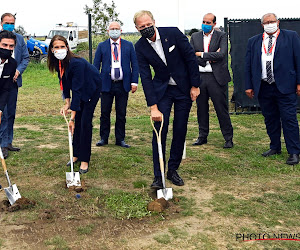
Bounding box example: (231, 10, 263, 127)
(201, 53, 204, 58)
(131, 83, 138, 86)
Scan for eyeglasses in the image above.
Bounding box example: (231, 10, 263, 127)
(262, 21, 277, 25)
(4, 22, 15, 25)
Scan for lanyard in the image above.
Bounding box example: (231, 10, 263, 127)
(59, 60, 64, 91)
(263, 30, 280, 55)
(203, 34, 213, 52)
(111, 39, 121, 62)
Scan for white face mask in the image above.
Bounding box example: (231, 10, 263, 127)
(53, 49, 67, 60)
(109, 29, 121, 39)
(264, 23, 278, 34)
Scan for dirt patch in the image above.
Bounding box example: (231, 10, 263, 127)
(65, 179, 87, 193)
(0, 197, 36, 212)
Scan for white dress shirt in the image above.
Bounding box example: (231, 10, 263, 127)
(199, 30, 214, 73)
(110, 38, 123, 81)
(261, 30, 279, 81)
(147, 28, 176, 85)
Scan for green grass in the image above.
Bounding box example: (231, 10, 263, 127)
(1, 61, 300, 249)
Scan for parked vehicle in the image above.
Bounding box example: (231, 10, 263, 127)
(26, 37, 48, 63)
(45, 22, 88, 50)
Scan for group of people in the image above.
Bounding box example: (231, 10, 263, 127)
(1, 10, 300, 190)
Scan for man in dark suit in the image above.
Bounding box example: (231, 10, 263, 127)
(245, 13, 300, 165)
(190, 13, 233, 148)
(134, 10, 200, 189)
(94, 21, 139, 148)
(0, 13, 29, 159)
(0, 30, 17, 128)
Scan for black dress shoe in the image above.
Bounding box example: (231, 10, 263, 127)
(192, 137, 207, 146)
(150, 177, 163, 190)
(66, 159, 79, 166)
(116, 140, 130, 148)
(1, 147, 8, 159)
(286, 154, 299, 165)
(167, 170, 184, 186)
(96, 139, 108, 147)
(79, 167, 89, 174)
(224, 140, 234, 149)
(262, 149, 281, 157)
(7, 143, 20, 151)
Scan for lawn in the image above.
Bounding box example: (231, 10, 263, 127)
(0, 62, 299, 249)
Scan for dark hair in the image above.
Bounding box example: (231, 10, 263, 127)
(0, 30, 16, 45)
(47, 35, 80, 73)
(1, 13, 15, 22)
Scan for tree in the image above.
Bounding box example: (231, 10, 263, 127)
(188, 28, 199, 36)
(84, 0, 123, 35)
(15, 25, 26, 36)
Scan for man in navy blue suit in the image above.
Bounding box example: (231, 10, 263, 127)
(0, 13, 29, 159)
(245, 13, 300, 165)
(94, 21, 139, 148)
(134, 10, 200, 189)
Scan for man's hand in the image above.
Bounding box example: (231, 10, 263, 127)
(150, 104, 162, 122)
(245, 89, 254, 99)
(190, 86, 200, 101)
(13, 70, 20, 82)
(195, 52, 203, 57)
(131, 85, 138, 93)
(0, 111, 2, 125)
(68, 120, 75, 135)
(296, 84, 300, 96)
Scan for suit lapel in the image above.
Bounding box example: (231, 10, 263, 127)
(199, 32, 204, 51)
(209, 31, 217, 52)
(158, 28, 170, 63)
(255, 34, 263, 64)
(274, 30, 283, 56)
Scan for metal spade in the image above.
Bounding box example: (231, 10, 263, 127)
(0, 147, 21, 205)
(150, 115, 173, 200)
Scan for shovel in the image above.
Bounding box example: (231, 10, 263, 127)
(0, 147, 21, 205)
(150, 115, 173, 200)
(63, 111, 81, 188)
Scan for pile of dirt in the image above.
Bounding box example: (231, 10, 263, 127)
(147, 198, 169, 212)
(0, 197, 36, 212)
(65, 179, 86, 192)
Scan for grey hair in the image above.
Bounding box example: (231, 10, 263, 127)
(261, 13, 278, 24)
(107, 21, 121, 30)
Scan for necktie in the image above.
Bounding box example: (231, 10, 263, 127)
(113, 42, 120, 79)
(266, 35, 274, 84)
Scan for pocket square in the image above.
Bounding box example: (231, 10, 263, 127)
(3, 75, 10, 78)
(169, 45, 175, 52)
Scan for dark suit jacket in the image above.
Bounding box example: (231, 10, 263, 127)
(62, 57, 102, 111)
(190, 30, 231, 86)
(0, 57, 17, 111)
(14, 32, 30, 87)
(93, 38, 139, 93)
(245, 29, 300, 97)
(135, 27, 200, 106)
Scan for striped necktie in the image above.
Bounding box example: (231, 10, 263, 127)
(266, 35, 274, 84)
(113, 42, 120, 79)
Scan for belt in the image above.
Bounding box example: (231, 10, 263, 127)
(111, 79, 123, 83)
(261, 80, 275, 85)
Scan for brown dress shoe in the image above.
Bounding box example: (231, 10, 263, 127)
(1, 147, 9, 159)
(7, 143, 20, 151)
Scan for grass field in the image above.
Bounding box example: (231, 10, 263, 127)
(0, 62, 299, 249)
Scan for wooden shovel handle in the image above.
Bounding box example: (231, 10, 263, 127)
(150, 114, 164, 142)
(0, 148, 8, 172)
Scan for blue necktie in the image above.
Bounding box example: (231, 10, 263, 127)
(113, 42, 120, 79)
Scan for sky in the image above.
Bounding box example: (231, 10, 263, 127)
(1, 0, 300, 36)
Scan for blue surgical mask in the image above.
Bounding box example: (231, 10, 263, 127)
(109, 29, 121, 39)
(202, 24, 213, 34)
(2, 24, 15, 32)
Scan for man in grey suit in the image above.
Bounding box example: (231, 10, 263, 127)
(190, 13, 233, 148)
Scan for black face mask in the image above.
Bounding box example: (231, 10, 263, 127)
(0, 48, 13, 59)
(140, 25, 155, 39)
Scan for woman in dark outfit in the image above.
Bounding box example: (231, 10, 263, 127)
(47, 35, 101, 174)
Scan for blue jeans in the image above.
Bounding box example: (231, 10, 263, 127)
(0, 86, 18, 147)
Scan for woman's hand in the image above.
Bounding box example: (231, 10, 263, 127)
(68, 120, 75, 135)
(60, 103, 70, 116)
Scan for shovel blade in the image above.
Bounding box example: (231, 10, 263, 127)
(157, 188, 173, 200)
(4, 184, 21, 205)
(66, 172, 81, 188)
